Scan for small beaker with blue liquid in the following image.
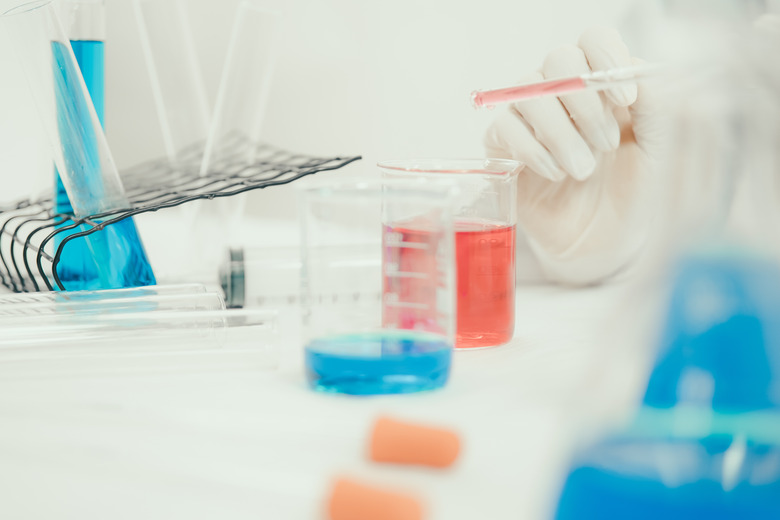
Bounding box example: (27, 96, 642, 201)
(298, 179, 457, 395)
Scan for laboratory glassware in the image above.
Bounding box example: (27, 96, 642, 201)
(0, 0, 156, 291)
(54, 0, 103, 289)
(200, 0, 281, 176)
(471, 64, 662, 108)
(644, 250, 780, 412)
(0, 282, 206, 305)
(379, 159, 521, 349)
(198, 0, 282, 272)
(552, 247, 780, 519)
(552, 8, 780, 516)
(0, 307, 278, 362)
(0, 289, 224, 320)
(552, 428, 780, 520)
(298, 178, 457, 395)
(219, 245, 314, 309)
(220, 245, 301, 308)
(132, 0, 210, 163)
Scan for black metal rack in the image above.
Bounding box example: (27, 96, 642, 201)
(0, 137, 360, 292)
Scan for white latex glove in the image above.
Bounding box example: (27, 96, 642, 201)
(753, 14, 780, 87)
(485, 27, 664, 285)
(732, 13, 780, 247)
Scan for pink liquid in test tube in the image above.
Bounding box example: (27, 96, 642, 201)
(471, 76, 587, 109)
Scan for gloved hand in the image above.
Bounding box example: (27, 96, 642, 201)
(485, 27, 664, 285)
(733, 13, 780, 247)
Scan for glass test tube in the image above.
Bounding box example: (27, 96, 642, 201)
(0, 308, 278, 361)
(132, 0, 210, 163)
(1, 0, 125, 215)
(54, 0, 104, 289)
(200, 0, 281, 175)
(199, 1, 283, 275)
(0, 282, 206, 305)
(0, 0, 156, 291)
(0, 290, 224, 320)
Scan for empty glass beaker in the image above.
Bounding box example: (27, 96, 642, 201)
(379, 159, 521, 349)
(298, 178, 456, 395)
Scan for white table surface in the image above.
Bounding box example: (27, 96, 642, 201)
(0, 272, 663, 519)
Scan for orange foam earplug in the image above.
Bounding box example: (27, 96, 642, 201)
(369, 416, 461, 468)
(327, 477, 424, 520)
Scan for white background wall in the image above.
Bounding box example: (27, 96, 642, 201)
(0, 0, 631, 218)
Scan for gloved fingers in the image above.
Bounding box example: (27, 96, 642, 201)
(754, 13, 780, 32)
(542, 44, 621, 152)
(753, 14, 780, 87)
(578, 26, 637, 107)
(627, 57, 668, 156)
(513, 72, 597, 181)
(484, 108, 567, 182)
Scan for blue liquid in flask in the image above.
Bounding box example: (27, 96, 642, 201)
(305, 331, 452, 395)
(554, 436, 780, 520)
(53, 40, 155, 291)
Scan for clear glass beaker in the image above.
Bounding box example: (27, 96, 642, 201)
(379, 159, 521, 349)
(298, 179, 456, 395)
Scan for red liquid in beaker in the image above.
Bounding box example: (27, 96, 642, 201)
(383, 219, 515, 348)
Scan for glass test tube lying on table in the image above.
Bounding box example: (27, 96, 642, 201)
(0, 308, 278, 364)
(0, 290, 224, 320)
(0, 283, 207, 305)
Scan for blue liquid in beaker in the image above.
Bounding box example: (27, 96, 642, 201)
(305, 332, 452, 395)
(52, 40, 155, 291)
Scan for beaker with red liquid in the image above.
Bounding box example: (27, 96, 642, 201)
(379, 159, 520, 349)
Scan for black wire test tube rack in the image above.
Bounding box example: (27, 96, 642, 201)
(0, 137, 360, 292)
